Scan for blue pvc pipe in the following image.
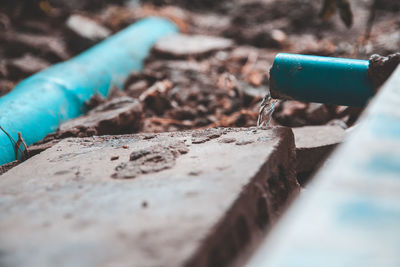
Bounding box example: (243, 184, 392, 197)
(0, 17, 178, 165)
(269, 53, 375, 107)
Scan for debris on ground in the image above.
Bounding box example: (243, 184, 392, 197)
(5, 53, 50, 80)
(0, 160, 18, 175)
(65, 14, 112, 52)
(33, 97, 142, 149)
(153, 34, 234, 58)
(0, 31, 71, 62)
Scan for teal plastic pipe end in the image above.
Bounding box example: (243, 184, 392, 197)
(269, 53, 375, 107)
(0, 17, 178, 165)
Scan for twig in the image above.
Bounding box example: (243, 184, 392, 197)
(15, 132, 29, 161)
(0, 126, 26, 161)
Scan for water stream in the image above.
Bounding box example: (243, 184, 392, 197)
(257, 92, 278, 127)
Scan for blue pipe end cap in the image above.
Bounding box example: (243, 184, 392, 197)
(270, 53, 375, 107)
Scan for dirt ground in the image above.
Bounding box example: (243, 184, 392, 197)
(0, 0, 399, 140)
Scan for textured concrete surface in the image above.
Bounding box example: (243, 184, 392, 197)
(293, 125, 345, 173)
(246, 67, 400, 267)
(0, 160, 18, 175)
(0, 127, 299, 267)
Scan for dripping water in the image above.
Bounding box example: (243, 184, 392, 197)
(257, 91, 278, 127)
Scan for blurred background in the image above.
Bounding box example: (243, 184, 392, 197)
(0, 0, 399, 132)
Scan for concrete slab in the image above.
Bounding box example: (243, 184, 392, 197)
(293, 125, 345, 183)
(246, 67, 400, 267)
(0, 127, 299, 267)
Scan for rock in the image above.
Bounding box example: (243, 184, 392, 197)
(153, 33, 234, 58)
(274, 102, 334, 127)
(0, 31, 70, 62)
(270, 29, 287, 45)
(190, 12, 231, 36)
(84, 94, 107, 110)
(6, 54, 50, 80)
(139, 80, 173, 115)
(226, 24, 287, 48)
(36, 97, 143, 150)
(60, 96, 142, 135)
(125, 80, 149, 98)
(292, 125, 346, 184)
(327, 119, 348, 129)
(65, 14, 112, 52)
(332, 106, 363, 127)
(123, 70, 165, 98)
(0, 127, 299, 267)
(273, 100, 308, 127)
(305, 103, 332, 125)
(166, 105, 197, 121)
